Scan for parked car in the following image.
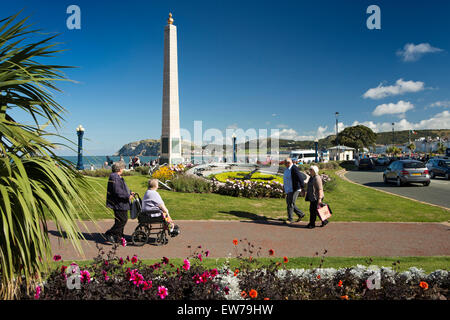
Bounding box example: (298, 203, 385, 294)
(383, 160, 430, 186)
(376, 157, 389, 166)
(358, 158, 375, 170)
(426, 158, 450, 180)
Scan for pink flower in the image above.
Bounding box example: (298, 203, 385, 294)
(131, 255, 138, 264)
(205, 250, 210, 257)
(80, 270, 91, 283)
(197, 254, 203, 262)
(142, 281, 152, 291)
(210, 268, 218, 278)
(158, 286, 168, 299)
(162, 257, 169, 265)
(224, 286, 230, 295)
(182, 259, 191, 271)
(53, 255, 62, 262)
(102, 270, 110, 281)
(118, 257, 124, 265)
(121, 237, 127, 247)
(34, 285, 41, 299)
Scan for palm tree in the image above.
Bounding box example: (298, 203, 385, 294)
(0, 12, 94, 298)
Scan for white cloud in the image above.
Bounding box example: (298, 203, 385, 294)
(428, 100, 450, 108)
(271, 124, 344, 141)
(372, 100, 414, 117)
(276, 124, 289, 129)
(353, 110, 450, 132)
(226, 123, 239, 129)
(396, 43, 443, 62)
(363, 79, 425, 100)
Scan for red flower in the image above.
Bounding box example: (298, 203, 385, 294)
(338, 280, 343, 287)
(60, 265, 67, 274)
(233, 239, 238, 246)
(269, 249, 274, 256)
(283, 256, 289, 263)
(241, 291, 247, 298)
(131, 255, 138, 264)
(249, 289, 258, 299)
(53, 255, 62, 262)
(317, 275, 321, 280)
(419, 281, 429, 290)
(264, 297, 270, 300)
(340, 295, 349, 300)
(234, 269, 239, 277)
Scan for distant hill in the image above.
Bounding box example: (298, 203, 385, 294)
(114, 139, 196, 156)
(115, 129, 449, 156)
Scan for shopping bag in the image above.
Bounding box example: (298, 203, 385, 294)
(317, 203, 332, 221)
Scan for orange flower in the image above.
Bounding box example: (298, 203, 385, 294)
(264, 297, 270, 300)
(283, 256, 289, 263)
(233, 239, 238, 246)
(340, 295, 349, 300)
(249, 289, 258, 299)
(234, 269, 239, 276)
(338, 280, 343, 287)
(241, 291, 247, 298)
(419, 281, 429, 290)
(268, 249, 274, 256)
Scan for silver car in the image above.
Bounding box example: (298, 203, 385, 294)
(383, 160, 430, 187)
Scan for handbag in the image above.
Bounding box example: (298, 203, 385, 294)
(317, 202, 332, 221)
(129, 194, 141, 219)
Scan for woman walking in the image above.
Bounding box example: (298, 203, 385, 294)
(105, 161, 134, 243)
(305, 165, 328, 229)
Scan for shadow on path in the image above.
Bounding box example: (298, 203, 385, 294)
(219, 211, 309, 228)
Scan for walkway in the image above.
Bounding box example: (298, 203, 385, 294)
(48, 219, 450, 261)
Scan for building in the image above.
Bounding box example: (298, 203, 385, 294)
(327, 146, 355, 161)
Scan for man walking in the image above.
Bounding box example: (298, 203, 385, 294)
(105, 161, 134, 243)
(283, 158, 306, 224)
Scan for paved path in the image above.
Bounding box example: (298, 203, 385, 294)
(344, 167, 450, 209)
(48, 220, 450, 261)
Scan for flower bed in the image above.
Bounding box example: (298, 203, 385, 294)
(213, 179, 285, 198)
(20, 241, 449, 300)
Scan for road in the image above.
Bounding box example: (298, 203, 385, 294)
(345, 166, 450, 209)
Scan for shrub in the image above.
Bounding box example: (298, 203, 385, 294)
(214, 180, 285, 198)
(151, 166, 176, 182)
(134, 166, 151, 176)
(81, 168, 132, 177)
(169, 175, 212, 193)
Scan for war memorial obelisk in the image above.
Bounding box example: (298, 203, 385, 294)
(160, 13, 182, 164)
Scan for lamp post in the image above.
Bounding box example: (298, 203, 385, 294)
(232, 133, 237, 163)
(76, 125, 85, 170)
(391, 122, 396, 154)
(314, 138, 319, 163)
(335, 112, 340, 161)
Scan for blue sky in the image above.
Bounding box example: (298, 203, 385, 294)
(4, 0, 450, 155)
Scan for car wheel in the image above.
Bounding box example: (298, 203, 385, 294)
(396, 177, 402, 187)
(423, 181, 430, 186)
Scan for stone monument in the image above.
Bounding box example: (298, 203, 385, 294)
(160, 13, 182, 164)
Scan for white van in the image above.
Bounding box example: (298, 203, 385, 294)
(289, 149, 316, 164)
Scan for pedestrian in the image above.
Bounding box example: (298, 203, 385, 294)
(104, 161, 134, 243)
(283, 158, 306, 224)
(305, 165, 328, 229)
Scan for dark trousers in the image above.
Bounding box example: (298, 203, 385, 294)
(309, 201, 328, 225)
(286, 190, 305, 221)
(106, 210, 128, 239)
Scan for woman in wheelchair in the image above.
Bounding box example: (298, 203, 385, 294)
(142, 179, 175, 233)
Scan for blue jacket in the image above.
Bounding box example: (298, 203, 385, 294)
(291, 165, 306, 191)
(106, 172, 131, 211)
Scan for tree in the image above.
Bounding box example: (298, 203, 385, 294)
(335, 125, 377, 153)
(436, 142, 446, 155)
(386, 146, 402, 156)
(0, 12, 95, 298)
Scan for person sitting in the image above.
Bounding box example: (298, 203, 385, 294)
(142, 179, 175, 232)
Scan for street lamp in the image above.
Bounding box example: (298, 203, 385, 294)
(335, 112, 340, 161)
(314, 138, 319, 163)
(232, 133, 237, 163)
(392, 123, 395, 147)
(76, 125, 85, 170)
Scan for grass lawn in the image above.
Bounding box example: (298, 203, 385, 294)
(78, 171, 449, 222)
(52, 256, 449, 274)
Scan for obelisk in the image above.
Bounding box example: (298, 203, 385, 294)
(160, 13, 182, 164)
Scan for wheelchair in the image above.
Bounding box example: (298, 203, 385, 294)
(131, 208, 179, 246)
